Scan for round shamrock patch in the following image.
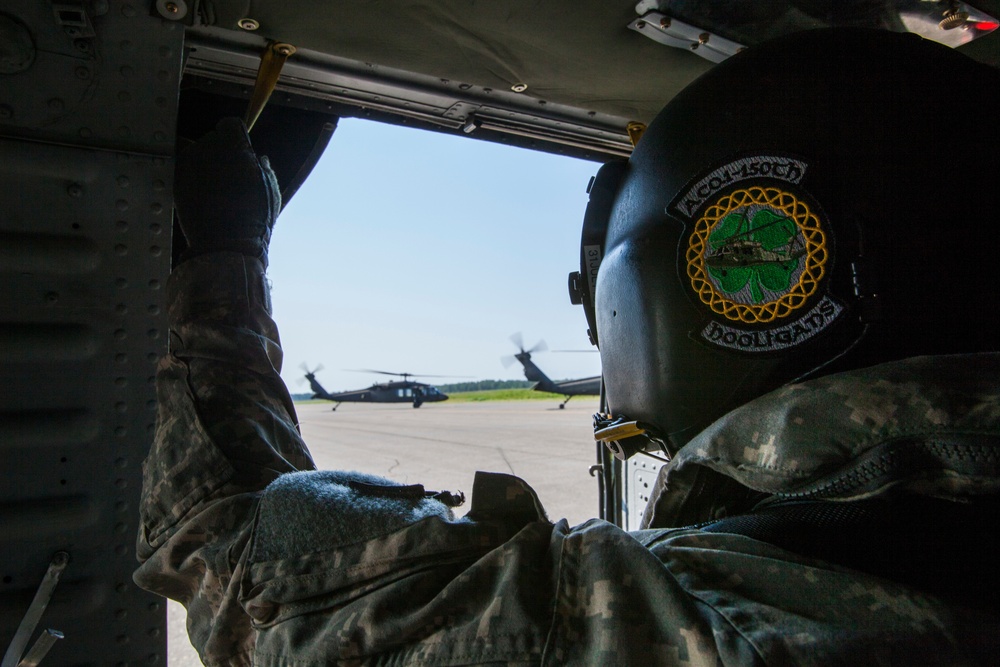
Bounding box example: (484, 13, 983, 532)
(686, 186, 828, 324)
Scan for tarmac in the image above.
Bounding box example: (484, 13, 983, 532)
(167, 397, 602, 665)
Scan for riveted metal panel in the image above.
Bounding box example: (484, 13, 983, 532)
(0, 1, 181, 664)
(624, 454, 667, 531)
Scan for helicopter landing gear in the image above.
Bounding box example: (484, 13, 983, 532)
(559, 395, 573, 409)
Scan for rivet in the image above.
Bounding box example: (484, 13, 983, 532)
(120, 40, 133, 51)
(659, 17, 671, 29)
(148, 279, 161, 289)
(114, 329, 127, 340)
(115, 426, 126, 436)
(154, 131, 166, 141)
(147, 304, 160, 315)
(149, 223, 162, 234)
(67, 183, 83, 197)
(117, 176, 130, 187)
(698, 32, 710, 45)
(116, 304, 128, 314)
(115, 353, 128, 363)
(238, 17, 260, 31)
(115, 377, 127, 387)
(147, 328, 159, 339)
(75, 66, 90, 79)
(150, 202, 163, 214)
(116, 583, 128, 594)
(115, 278, 127, 288)
(511, 83, 528, 93)
(120, 65, 134, 77)
(149, 246, 161, 256)
(115, 479, 128, 490)
(122, 5, 137, 17)
(152, 179, 165, 191)
(115, 608, 128, 620)
(115, 244, 128, 256)
(79, 127, 92, 138)
(45, 292, 59, 304)
(48, 98, 65, 111)
(115, 402, 127, 413)
(116, 199, 129, 211)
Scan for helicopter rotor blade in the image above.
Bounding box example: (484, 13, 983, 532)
(509, 332, 524, 352)
(501, 355, 518, 368)
(345, 369, 473, 379)
(528, 339, 548, 355)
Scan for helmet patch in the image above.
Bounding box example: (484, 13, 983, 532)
(673, 155, 842, 353)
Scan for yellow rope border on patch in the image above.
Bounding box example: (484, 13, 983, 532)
(686, 187, 828, 324)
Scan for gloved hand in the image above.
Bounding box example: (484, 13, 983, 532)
(173, 117, 281, 265)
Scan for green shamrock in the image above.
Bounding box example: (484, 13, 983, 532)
(707, 209, 800, 303)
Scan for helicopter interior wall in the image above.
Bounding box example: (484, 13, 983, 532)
(0, 3, 182, 664)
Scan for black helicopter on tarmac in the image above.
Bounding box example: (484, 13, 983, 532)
(503, 334, 601, 408)
(302, 365, 452, 410)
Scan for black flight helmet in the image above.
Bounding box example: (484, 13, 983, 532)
(574, 28, 1000, 458)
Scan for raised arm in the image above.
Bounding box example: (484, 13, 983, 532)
(134, 119, 315, 665)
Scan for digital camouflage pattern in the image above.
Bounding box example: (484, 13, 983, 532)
(136, 253, 999, 666)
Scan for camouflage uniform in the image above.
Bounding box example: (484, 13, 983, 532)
(136, 253, 1000, 666)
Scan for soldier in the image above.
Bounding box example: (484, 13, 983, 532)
(136, 29, 1000, 665)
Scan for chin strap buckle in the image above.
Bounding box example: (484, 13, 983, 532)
(593, 413, 669, 461)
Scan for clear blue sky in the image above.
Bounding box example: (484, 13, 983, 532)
(267, 118, 603, 394)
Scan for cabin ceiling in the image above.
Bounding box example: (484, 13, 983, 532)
(180, 1, 1000, 160)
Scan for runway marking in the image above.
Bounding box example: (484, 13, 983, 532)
(496, 447, 515, 474)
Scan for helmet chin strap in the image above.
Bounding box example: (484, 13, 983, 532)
(790, 322, 872, 386)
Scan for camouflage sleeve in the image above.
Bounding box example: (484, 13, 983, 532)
(133, 252, 315, 665)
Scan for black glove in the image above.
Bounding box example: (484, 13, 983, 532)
(173, 117, 281, 265)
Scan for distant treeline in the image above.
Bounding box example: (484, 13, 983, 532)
(435, 379, 534, 393)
